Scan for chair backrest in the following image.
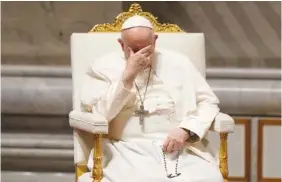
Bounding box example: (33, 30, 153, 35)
(70, 3, 206, 111)
(71, 32, 205, 110)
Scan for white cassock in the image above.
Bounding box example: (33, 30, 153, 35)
(78, 49, 223, 182)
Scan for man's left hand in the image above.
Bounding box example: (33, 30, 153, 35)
(162, 128, 189, 153)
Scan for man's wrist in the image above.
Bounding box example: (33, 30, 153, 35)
(122, 73, 135, 89)
(180, 127, 199, 143)
(122, 79, 133, 89)
(180, 128, 190, 140)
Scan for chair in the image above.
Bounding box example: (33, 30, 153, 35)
(69, 3, 235, 182)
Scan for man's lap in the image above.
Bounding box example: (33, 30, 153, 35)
(79, 139, 223, 182)
(79, 157, 222, 182)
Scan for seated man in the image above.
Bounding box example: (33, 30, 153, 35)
(79, 15, 223, 182)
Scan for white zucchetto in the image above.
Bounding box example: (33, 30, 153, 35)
(121, 15, 153, 31)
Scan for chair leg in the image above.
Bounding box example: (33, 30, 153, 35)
(219, 133, 229, 182)
(93, 134, 103, 182)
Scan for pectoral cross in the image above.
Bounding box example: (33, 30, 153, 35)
(135, 104, 149, 125)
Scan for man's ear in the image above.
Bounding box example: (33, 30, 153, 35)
(154, 34, 158, 41)
(153, 34, 158, 45)
(117, 38, 124, 51)
(153, 34, 158, 46)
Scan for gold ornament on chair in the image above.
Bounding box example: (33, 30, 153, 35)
(89, 3, 184, 33)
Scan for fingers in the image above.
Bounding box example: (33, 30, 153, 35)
(128, 46, 152, 60)
(138, 53, 152, 68)
(144, 54, 153, 68)
(162, 138, 170, 153)
(163, 138, 183, 153)
(147, 52, 153, 61)
(173, 142, 181, 152)
(166, 141, 175, 153)
(138, 45, 152, 54)
(138, 46, 154, 58)
(127, 46, 153, 71)
(128, 47, 134, 56)
(142, 49, 153, 57)
(163, 139, 177, 153)
(129, 45, 153, 58)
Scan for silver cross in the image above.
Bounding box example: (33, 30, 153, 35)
(135, 104, 149, 125)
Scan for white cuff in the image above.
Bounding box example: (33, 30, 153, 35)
(178, 118, 206, 140)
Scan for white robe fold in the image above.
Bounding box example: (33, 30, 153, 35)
(79, 49, 222, 182)
(79, 135, 222, 182)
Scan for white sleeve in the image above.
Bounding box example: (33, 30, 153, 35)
(179, 62, 220, 141)
(80, 67, 135, 122)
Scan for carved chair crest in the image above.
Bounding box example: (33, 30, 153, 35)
(89, 3, 184, 33)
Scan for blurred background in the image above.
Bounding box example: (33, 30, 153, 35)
(1, 1, 281, 182)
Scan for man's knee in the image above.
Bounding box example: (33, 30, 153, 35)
(193, 163, 223, 182)
(208, 167, 224, 182)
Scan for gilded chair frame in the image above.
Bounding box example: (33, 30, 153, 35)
(76, 3, 229, 182)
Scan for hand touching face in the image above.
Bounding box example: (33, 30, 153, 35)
(122, 45, 154, 82)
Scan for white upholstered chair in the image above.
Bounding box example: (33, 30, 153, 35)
(69, 3, 235, 182)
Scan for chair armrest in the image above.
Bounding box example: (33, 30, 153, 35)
(69, 110, 109, 134)
(210, 112, 235, 133)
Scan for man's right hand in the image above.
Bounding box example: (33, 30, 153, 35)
(122, 45, 153, 87)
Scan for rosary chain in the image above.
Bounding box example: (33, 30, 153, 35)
(134, 67, 152, 106)
(161, 147, 181, 178)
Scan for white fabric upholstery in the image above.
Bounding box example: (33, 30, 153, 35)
(210, 112, 235, 133)
(69, 110, 108, 134)
(73, 129, 95, 165)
